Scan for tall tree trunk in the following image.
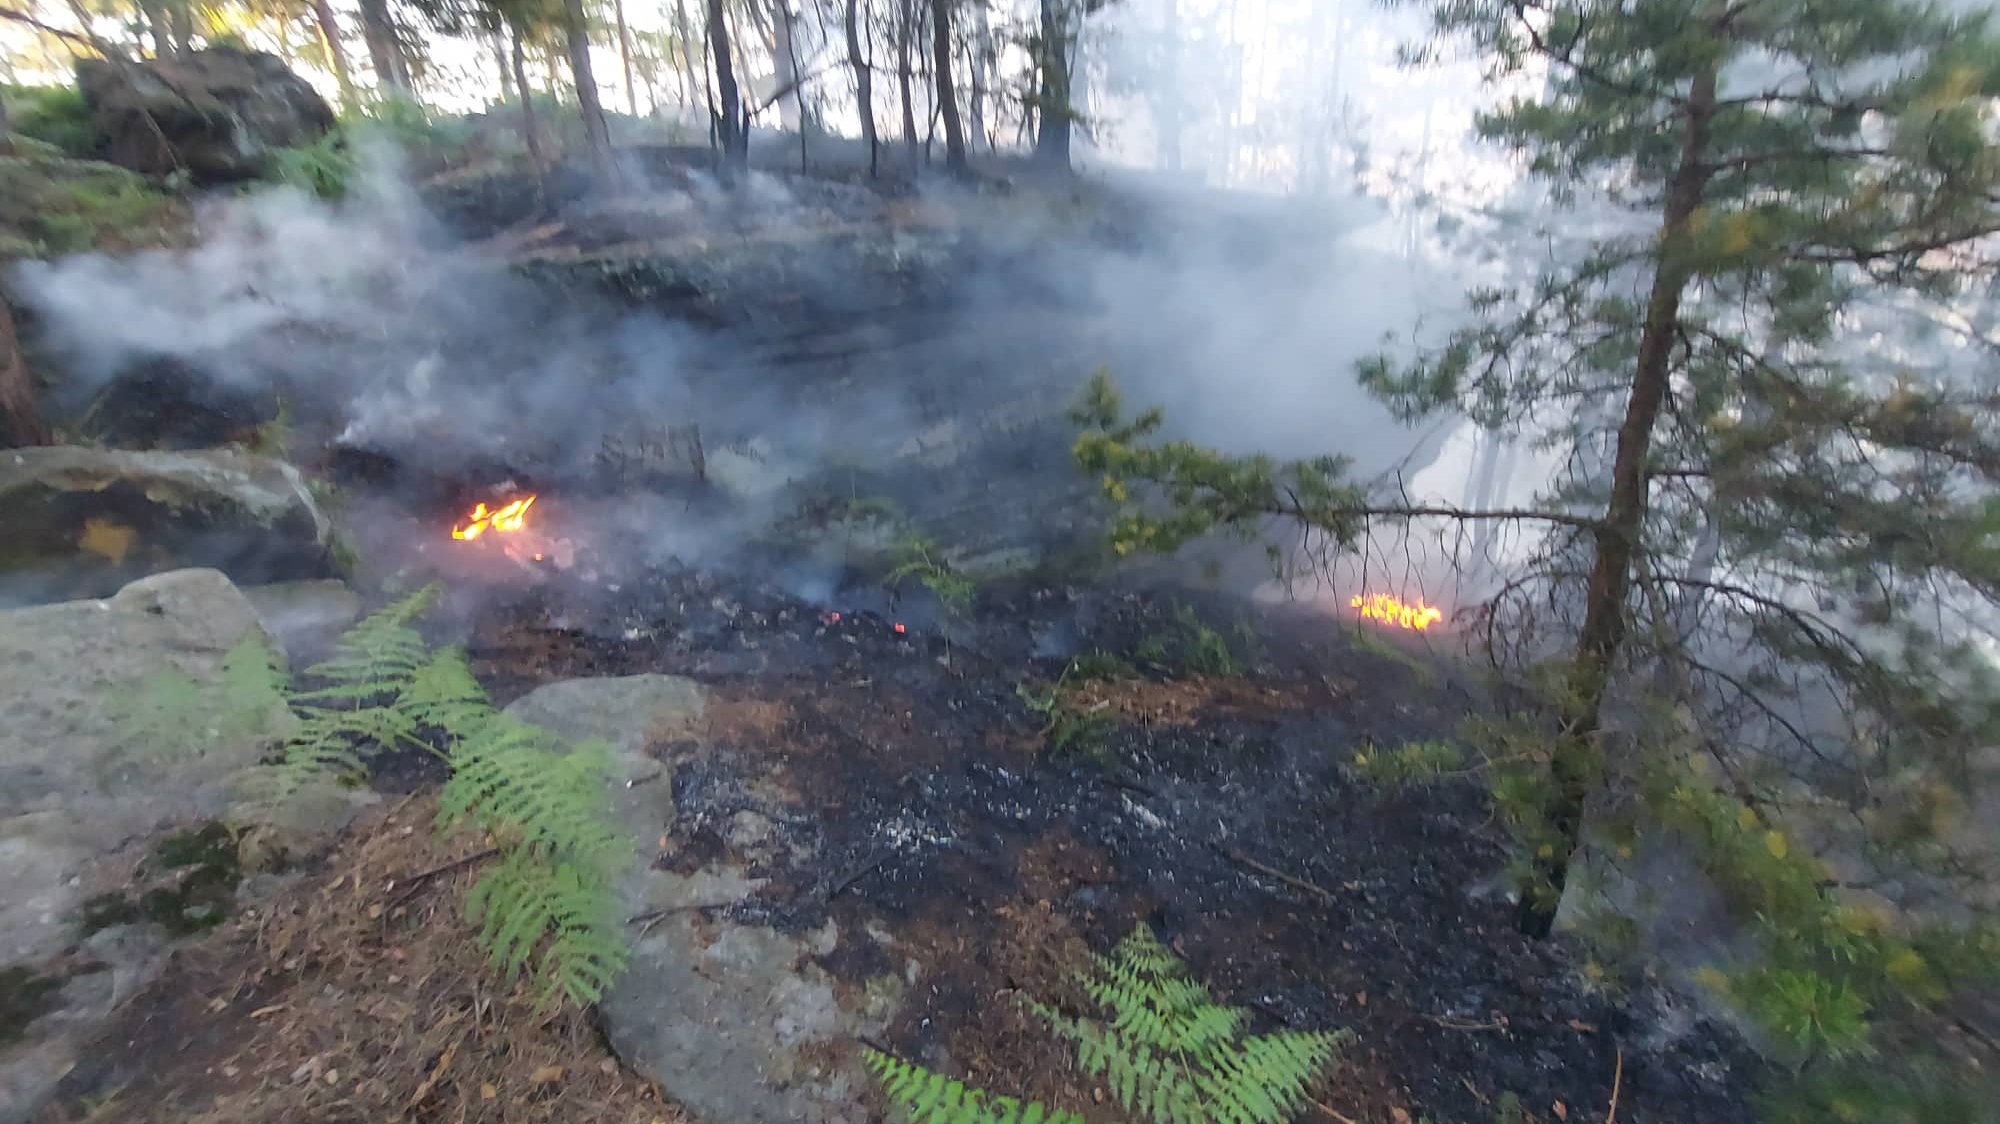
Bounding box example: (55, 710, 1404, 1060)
(673, 0, 701, 114)
(844, 0, 878, 176)
(930, 0, 966, 174)
(140, 1, 171, 57)
(969, 0, 992, 149)
(357, 0, 411, 93)
(492, 29, 515, 105)
(1033, 0, 1070, 168)
(311, 0, 357, 108)
(508, 25, 549, 215)
(1, 299, 51, 450)
(770, 0, 801, 131)
(895, 0, 917, 163)
(563, 0, 619, 187)
(614, 0, 639, 115)
(169, 0, 192, 52)
(1516, 64, 1719, 940)
(706, 0, 747, 172)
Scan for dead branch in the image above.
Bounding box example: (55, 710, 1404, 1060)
(386, 846, 500, 907)
(1212, 843, 1338, 903)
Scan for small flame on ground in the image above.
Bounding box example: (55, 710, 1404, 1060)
(452, 495, 537, 541)
(1350, 592, 1444, 632)
(894, 622, 907, 635)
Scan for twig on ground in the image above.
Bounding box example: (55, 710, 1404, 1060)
(1307, 1096, 1360, 1124)
(386, 847, 500, 907)
(628, 899, 742, 936)
(1605, 1047, 1624, 1124)
(1426, 1014, 1508, 1032)
(1213, 842, 1339, 902)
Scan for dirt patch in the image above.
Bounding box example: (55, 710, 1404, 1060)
(694, 689, 793, 745)
(32, 798, 687, 1124)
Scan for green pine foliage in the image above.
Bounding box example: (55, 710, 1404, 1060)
(1068, 0, 2000, 1115)
(115, 585, 632, 1011)
(869, 924, 1345, 1124)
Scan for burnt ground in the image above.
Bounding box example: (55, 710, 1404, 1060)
(26, 539, 1762, 1124)
(450, 546, 1762, 1124)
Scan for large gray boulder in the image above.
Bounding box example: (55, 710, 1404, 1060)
(0, 445, 333, 605)
(0, 569, 365, 1124)
(76, 47, 334, 184)
(503, 676, 908, 1124)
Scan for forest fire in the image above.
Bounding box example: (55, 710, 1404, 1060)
(1350, 592, 1444, 632)
(452, 495, 537, 541)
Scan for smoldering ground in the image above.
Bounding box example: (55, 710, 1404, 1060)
(7, 143, 1474, 607)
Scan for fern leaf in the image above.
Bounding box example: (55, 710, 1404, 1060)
(292, 585, 436, 707)
(399, 647, 496, 737)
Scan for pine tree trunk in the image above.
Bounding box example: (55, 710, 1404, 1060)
(563, 0, 619, 187)
(311, 0, 356, 108)
(169, 0, 192, 53)
(358, 0, 411, 93)
(844, 0, 878, 176)
(492, 30, 515, 105)
(930, 0, 966, 174)
(510, 28, 545, 175)
(896, 0, 917, 163)
(673, 0, 700, 114)
(707, 0, 747, 172)
(1, 299, 51, 450)
(615, 0, 639, 115)
(1033, 0, 1070, 169)
(968, 0, 992, 149)
(771, 0, 801, 132)
(1516, 64, 1719, 939)
(141, 1, 171, 58)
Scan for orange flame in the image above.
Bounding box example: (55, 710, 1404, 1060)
(1350, 592, 1443, 632)
(452, 495, 537, 541)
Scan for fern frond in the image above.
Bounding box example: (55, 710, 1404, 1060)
(398, 646, 496, 736)
(464, 849, 629, 1010)
(438, 718, 627, 874)
(862, 1050, 1089, 1124)
(291, 585, 436, 707)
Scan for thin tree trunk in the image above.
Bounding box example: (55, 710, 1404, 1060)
(1, 299, 51, 450)
(1033, 0, 1070, 168)
(311, 0, 356, 108)
(508, 26, 549, 213)
(358, 0, 411, 93)
(707, 0, 747, 172)
(1516, 63, 1720, 939)
(673, 0, 701, 113)
(930, 0, 966, 173)
(770, 0, 801, 131)
(896, 0, 917, 163)
(614, 0, 639, 116)
(563, 0, 619, 187)
(492, 30, 515, 105)
(969, 0, 991, 148)
(140, 1, 170, 57)
(844, 0, 878, 176)
(169, 0, 192, 53)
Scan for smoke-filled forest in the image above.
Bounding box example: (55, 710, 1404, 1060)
(2, 3, 1998, 1124)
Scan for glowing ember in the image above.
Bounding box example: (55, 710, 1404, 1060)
(1350, 592, 1444, 632)
(452, 495, 537, 541)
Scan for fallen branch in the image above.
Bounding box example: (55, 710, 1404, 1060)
(1212, 842, 1338, 903)
(1605, 1047, 1623, 1124)
(386, 847, 500, 907)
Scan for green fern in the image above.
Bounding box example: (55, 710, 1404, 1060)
(870, 925, 1346, 1124)
(114, 583, 633, 1011)
(863, 1050, 1090, 1124)
(1045, 925, 1344, 1124)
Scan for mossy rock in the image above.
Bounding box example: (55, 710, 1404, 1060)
(0, 146, 189, 259)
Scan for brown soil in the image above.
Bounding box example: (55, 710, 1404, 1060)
(34, 797, 685, 1124)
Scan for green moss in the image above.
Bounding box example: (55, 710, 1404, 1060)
(77, 892, 142, 935)
(0, 150, 187, 259)
(153, 821, 238, 870)
(0, 966, 65, 1046)
(3, 83, 102, 158)
(77, 822, 245, 939)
